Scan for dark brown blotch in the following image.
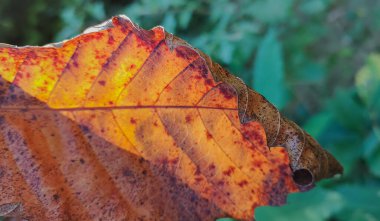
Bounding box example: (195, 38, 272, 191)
(53, 194, 60, 201)
(142, 170, 147, 176)
(205, 79, 213, 86)
(122, 168, 134, 177)
(80, 125, 90, 133)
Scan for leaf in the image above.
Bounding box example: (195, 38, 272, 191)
(363, 131, 380, 177)
(249, 0, 294, 24)
(356, 53, 380, 138)
(0, 15, 342, 220)
(299, 0, 329, 15)
(336, 185, 380, 220)
(253, 29, 287, 110)
(216, 218, 237, 221)
(303, 111, 333, 138)
(356, 54, 380, 109)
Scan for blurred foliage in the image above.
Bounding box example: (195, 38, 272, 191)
(1, 0, 380, 220)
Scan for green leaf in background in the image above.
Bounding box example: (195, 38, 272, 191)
(329, 89, 370, 134)
(319, 89, 367, 174)
(356, 54, 380, 109)
(294, 60, 326, 83)
(299, 0, 330, 15)
(255, 187, 343, 221)
(86, 1, 106, 21)
(355, 53, 380, 177)
(335, 185, 380, 220)
(216, 218, 237, 221)
(55, 6, 84, 41)
(250, 0, 294, 24)
(362, 131, 380, 177)
(303, 110, 333, 138)
(253, 29, 288, 110)
(162, 12, 176, 33)
(356, 53, 380, 139)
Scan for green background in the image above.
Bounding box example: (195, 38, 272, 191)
(1, 0, 380, 220)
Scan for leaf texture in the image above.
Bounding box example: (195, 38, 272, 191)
(0, 16, 342, 221)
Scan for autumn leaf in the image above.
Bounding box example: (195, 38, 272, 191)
(0, 15, 343, 221)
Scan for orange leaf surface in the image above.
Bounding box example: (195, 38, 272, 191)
(0, 16, 343, 221)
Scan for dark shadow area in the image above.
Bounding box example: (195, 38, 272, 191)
(292, 169, 313, 187)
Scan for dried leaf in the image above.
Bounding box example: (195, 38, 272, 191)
(0, 15, 342, 220)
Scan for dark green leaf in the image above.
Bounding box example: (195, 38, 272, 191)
(252, 29, 288, 109)
(255, 187, 343, 221)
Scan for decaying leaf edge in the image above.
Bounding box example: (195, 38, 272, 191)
(161, 24, 342, 188)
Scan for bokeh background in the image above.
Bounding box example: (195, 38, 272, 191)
(1, 0, 380, 220)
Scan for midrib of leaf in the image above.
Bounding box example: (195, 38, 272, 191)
(0, 105, 238, 111)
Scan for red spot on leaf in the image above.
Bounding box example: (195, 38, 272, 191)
(208, 163, 216, 170)
(253, 160, 263, 168)
(194, 75, 202, 80)
(217, 180, 225, 186)
(108, 35, 115, 45)
(223, 167, 235, 176)
(130, 118, 137, 124)
(195, 177, 203, 183)
(112, 17, 121, 25)
(169, 158, 179, 165)
(206, 131, 213, 140)
(185, 115, 192, 123)
(98, 80, 106, 86)
(238, 180, 248, 187)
